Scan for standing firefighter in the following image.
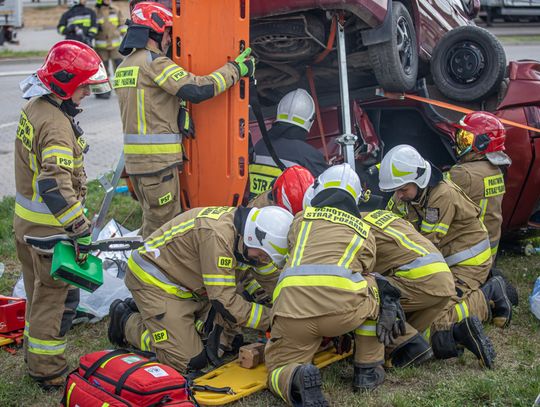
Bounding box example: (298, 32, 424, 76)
(14, 41, 110, 389)
(380, 145, 511, 368)
(57, 0, 98, 46)
(266, 164, 410, 406)
(108, 206, 293, 373)
(249, 89, 328, 200)
(94, 0, 127, 99)
(115, 2, 254, 238)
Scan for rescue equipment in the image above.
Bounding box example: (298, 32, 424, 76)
(62, 349, 191, 407)
(0, 296, 25, 349)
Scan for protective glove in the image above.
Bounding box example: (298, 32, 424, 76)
(374, 275, 406, 346)
(178, 104, 195, 139)
(75, 26, 84, 37)
(232, 47, 255, 78)
(332, 333, 353, 355)
(73, 234, 92, 264)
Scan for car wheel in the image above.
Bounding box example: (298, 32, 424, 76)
(368, 1, 418, 92)
(431, 26, 506, 102)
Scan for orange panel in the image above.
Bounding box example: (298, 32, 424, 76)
(173, 0, 249, 209)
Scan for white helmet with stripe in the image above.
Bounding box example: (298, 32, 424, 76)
(302, 163, 363, 208)
(276, 88, 315, 132)
(379, 144, 431, 192)
(243, 206, 293, 268)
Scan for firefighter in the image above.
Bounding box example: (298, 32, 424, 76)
(249, 89, 329, 200)
(107, 206, 293, 373)
(446, 112, 518, 306)
(266, 164, 415, 405)
(57, 0, 98, 46)
(114, 2, 254, 238)
(358, 209, 456, 368)
(94, 0, 127, 99)
(14, 41, 110, 389)
(379, 145, 511, 368)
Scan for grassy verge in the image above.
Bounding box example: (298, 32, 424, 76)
(0, 191, 539, 406)
(0, 50, 48, 59)
(497, 35, 540, 44)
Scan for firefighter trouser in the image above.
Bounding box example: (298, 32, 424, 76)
(129, 167, 181, 238)
(123, 278, 211, 372)
(266, 300, 381, 404)
(386, 275, 452, 349)
(96, 49, 123, 75)
(431, 264, 491, 332)
(16, 240, 79, 381)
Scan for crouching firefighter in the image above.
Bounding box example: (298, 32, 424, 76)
(108, 206, 293, 373)
(15, 41, 110, 389)
(265, 164, 411, 406)
(380, 145, 511, 368)
(115, 2, 255, 238)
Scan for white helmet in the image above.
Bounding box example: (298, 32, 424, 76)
(302, 164, 363, 208)
(379, 144, 432, 192)
(276, 89, 315, 132)
(243, 206, 293, 268)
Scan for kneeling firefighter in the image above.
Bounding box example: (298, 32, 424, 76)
(108, 206, 293, 373)
(266, 164, 412, 406)
(15, 41, 110, 389)
(115, 2, 255, 238)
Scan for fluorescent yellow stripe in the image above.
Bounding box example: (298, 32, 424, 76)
(337, 235, 364, 268)
(42, 145, 72, 158)
(154, 64, 179, 84)
(385, 226, 430, 256)
(128, 256, 193, 299)
(246, 303, 263, 329)
(137, 89, 146, 134)
(395, 262, 450, 280)
(271, 366, 286, 401)
(291, 221, 312, 267)
(157, 67, 185, 86)
(354, 320, 377, 336)
(29, 153, 39, 201)
(479, 198, 488, 223)
(491, 245, 498, 256)
(143, 219, 195, 251)
(58, 202, 83, 225)
(273, 275, 367, 302)
(66, 382, 76, 405)
(457, 247, 491, 266)
(124, 143, 182, 155)
(14, 203, 61, 226)
(249, 164, 283, 177)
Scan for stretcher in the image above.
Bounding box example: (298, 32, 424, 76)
(192, 347, 352, 405)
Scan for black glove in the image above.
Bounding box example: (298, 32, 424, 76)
(73, 233, 92, 264)
(374, 275, 406, 346)
(332, 333, 353, 355)
(178, 105, 195, 139)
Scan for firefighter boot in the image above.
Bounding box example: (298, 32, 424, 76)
(490, 268, 518, 306)
(389, 334, 434, 368)
(454, 317, 496, 368)
(290, 364, 329, 407)
(124, 297, 139, 313)
(36, 376, 65, 392)
(353, 364, 385, 392)
(481, 276, 513, 328)
(108, 299, 134, 347)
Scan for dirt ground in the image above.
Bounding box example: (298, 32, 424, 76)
(23, 1, 129, 29)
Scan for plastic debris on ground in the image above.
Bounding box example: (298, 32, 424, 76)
(13, 219, 139, 323)
(530, 277, 540, 320)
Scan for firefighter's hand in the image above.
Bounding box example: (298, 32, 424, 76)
(233, 47, 255, 78)
(332, 334, 353, 355)
(376, 300, 406, 346)
(178, 106, 195, 139)
(74, 234, 92, 264)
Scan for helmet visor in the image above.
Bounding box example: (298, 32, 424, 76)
(455, 128, 474, 156)
(84, 63, 112, 94)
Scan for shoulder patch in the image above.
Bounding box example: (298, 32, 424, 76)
(197, 206, 235, 220)
(363, 210, 400, 229)
(16, 111, 34, 151)
(217, 256, 234, 269)
(483, 174, 505, 197)
(425, 207, 439, 224)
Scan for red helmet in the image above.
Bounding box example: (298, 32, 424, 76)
(452, 111, 506, 157)
(272, 165, 315, 215)
(131, 2, 173, 34)
(37, 40, 110, 100)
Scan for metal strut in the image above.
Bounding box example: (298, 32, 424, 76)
(335, 17, 357, 168)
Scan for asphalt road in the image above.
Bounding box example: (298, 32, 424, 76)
(0, 26, 539, 198)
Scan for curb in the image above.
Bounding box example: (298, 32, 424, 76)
(0, 57, 44, 64)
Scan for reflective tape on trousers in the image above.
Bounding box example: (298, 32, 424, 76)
(124, 133, 181, 144)
(277, 264, 365, 284)
(444, 238, 491, 267)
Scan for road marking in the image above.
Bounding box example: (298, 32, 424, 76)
(0, 121, 18, 129)
(0, 71, 35, 77)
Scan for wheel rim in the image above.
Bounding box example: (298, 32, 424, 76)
(396, 15, 413, 75)
(446, 41, 486, 84)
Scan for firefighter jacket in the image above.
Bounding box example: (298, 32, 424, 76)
(387, 180, 491, 271)
(361, 209, 454, 297)
(272, 206, 376, 320)
(57, 4, 98, 44)
(114, 45, 241, 175)
(95, 5, 126, 51)
(249, 123, 328, 198)
(13, 96, 91, 240)
(445, 153, 505, 256)
(126, 206, 271, 331)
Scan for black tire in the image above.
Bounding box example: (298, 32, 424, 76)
(431, 26, 506, 102)
(368, 2, 419, 92)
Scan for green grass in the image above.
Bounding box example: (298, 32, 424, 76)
(0, 191, 539, 406)
(0, 50, 48, 59)
(497, 35, 540, 44)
